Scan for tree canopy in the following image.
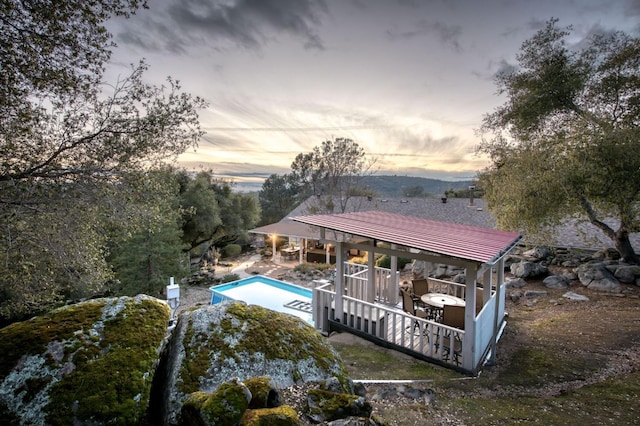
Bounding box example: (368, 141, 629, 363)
(0, 0, 206, 321)
(179, 171, 260, 256)
(478, 19, 640, 263)
(289, 138, 376, 213)
(258, 173, 304, 225)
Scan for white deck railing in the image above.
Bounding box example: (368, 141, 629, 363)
(313, 282, 468, 368)
(343, 262, 399, 304)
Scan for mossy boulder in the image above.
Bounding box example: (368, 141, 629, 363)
(156, 301, 350, 425)
(179, 379, 252, 425)
(240, 405, 301, 425)
(244, 376, 281, 409)
(0, 295, 171, 425)
(306, 388, 373, 423)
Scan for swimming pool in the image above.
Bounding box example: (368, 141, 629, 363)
(209, 275, 313, 325)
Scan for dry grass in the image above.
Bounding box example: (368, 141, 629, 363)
(331, 277, 640, 425)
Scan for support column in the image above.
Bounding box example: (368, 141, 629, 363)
(271, 235, 277, 262)
(482, 267, 493, 305)
(334, 241, 345, 322)
(299, 238, 305, 264)
(390, 244, 398, 304)
(367, 249, 375, 303)
(488, 258, 505, 366)
(462, 262, 478, 372)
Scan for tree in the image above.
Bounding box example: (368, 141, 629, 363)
(179, 171, 260, 256)
(0, 0, 206, 321)
(477, 19, 640, 263)
(107, 169, 189, 297)
(290, 138, 376, 213)
(258, 173, 303, 225)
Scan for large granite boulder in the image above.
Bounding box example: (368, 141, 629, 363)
(0, 295, 171, 425)
(155, 301, 351, 425)
(510, 260, 549, 278)
(577, 262, 621, 292)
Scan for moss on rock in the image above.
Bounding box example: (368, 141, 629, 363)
(161, 301, 350, 425)
(306, 388, 373, 423)
(0, 295, 170, 425)
(180, 379, 251, 426)
(239, 405, 301, 426)
(244, 376, 281, 409)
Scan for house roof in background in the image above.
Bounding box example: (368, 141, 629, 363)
(292, 210, 522, 264)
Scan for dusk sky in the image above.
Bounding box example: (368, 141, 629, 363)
(106, 0, 640, 187)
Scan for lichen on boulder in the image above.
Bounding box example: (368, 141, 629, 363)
(158, 301, 350, 425)
(0, 295, 171, 425)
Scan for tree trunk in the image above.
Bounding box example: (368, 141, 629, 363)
(615, 228, 639, 265)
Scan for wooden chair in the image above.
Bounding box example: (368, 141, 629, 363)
(401, 289, 428, 334)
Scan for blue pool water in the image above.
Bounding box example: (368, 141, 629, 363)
(209, 275, 313, 325)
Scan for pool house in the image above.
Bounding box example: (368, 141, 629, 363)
(290, 210, 522, 375)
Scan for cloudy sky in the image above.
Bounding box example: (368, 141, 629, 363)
(105, 0, 640, 186)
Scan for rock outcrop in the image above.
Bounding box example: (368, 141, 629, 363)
(0, 295, 171, 425)
(0, 297, 373, 425)
(153, 300, 352, 425)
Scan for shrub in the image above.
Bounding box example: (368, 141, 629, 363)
(221, 244, 242, 258)
(293, 263, 315, 274)
(375, 255, 412, 271)
(220, 274, 240, 283)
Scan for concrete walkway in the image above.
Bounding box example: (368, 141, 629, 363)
(230, 254, 262, 278)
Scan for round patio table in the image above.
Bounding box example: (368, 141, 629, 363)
(420, 293, 466, 309)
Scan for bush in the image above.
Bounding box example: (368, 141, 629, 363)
(375, 255, 412, 271)
(221, 244, 242, 258)
(220, 274, 240, 283)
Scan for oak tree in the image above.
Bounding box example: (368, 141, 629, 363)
(290, 138, 376, 213)
(478, 20, 640, 263)
(0, 0, 206, 320)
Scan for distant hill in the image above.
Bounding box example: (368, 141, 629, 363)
(361, 175, 475, 197)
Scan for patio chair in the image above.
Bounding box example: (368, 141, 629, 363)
(411, 278, 439, 320)
(439, 305, 465, 365)
(401, 289, 428, 334)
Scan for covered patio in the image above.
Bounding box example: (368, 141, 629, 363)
(292, 210, 522, 374)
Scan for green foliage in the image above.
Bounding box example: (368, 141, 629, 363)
(109, 223, 188, 297)
(258, 173, 303, 225)
(289, 138, 376, 213)
(220, 274, 241, 283)
(179, 171, 260, 253)
(478, 19, 640, 263)
(375, 255, 412, 271)
(0, 1, 206, 321)
(0, 297, 170, 424)
(221, 244, 242, 258)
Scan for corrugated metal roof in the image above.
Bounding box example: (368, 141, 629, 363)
(292, 210, 522, 264)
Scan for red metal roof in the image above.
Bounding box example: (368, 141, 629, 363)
(292, 210, 522, 264)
